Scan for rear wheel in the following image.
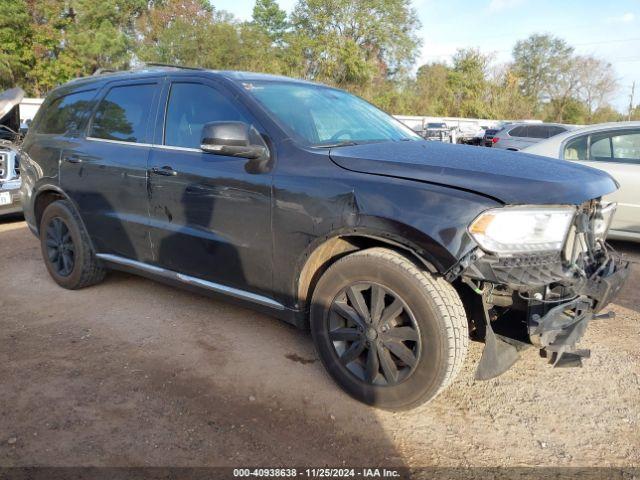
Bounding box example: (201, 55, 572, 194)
(310, 247, 468, 410)
(39, 200, 106, 289)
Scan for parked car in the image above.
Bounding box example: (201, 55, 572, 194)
(0, 87, 24, 217)
(523, 122, 640, 242)
(492, 123, 575, 151)
(20, 67, 628, 409)
(482, 127, 501, 147)
(456, 123, 485, 145)
(424, 122, 451, 142)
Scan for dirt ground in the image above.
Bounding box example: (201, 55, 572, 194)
(1, 215, 638, 471)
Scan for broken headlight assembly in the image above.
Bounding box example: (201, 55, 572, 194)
(462, 200, 629, 380)
(592, 201, 616, 241)
(468, 205, 576, 255)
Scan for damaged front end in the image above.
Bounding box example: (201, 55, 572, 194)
(455, 200, 630, 379)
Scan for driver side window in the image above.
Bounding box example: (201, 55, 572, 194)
(164, 82, 251, 149)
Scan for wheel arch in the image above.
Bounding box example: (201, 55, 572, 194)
(32, 186, 81, 234)
(295, 225, 452, 313)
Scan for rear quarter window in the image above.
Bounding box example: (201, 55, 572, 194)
(34, 89, 97, 135)
(563, 135, 588, 160)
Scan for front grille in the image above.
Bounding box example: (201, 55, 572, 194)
(0, 152, 6, 179)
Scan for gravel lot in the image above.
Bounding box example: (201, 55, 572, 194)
(1, 216, 639, 471)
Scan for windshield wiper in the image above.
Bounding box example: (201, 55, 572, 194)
(313, 140, 359, 149)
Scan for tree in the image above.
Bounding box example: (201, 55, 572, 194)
(575, 56, 618, 122)
(512, 34, 574, 110)
(591, 105, 622, 123)
(290, 0, 420, 87)
(136, 0, 242, 69)
(412, 62, 453, 116)
(0, 0, 33, 90)
(252, 0, 288, 44)
(65, 0, 135, 74)
(486, 66, 534, 120)
(447, 48, 492, 118)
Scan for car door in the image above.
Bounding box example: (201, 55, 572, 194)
(147, 78, 273, 297)
(60, 79, 161, 261)
(564, 129, 640, 233)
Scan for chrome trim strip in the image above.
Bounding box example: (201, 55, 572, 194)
(86, 138, 203, 153)
(86, 137, 153, 148)
(152, 144, 201, 153)
(96, 253, 284, 310)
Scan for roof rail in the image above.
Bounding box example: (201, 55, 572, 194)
(142, 62, 205, 71)
(93, 68, 118, 76)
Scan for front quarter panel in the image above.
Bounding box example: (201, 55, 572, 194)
(271, 142, 499, 309)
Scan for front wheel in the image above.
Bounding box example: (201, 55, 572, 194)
(310, 248, 468, 410)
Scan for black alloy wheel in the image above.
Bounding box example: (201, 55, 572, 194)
(39, 200, 106, 289)
(328, 282, 422, 386)
(45, 217, 75, 277)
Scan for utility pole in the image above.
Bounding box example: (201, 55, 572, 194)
(629, 81, 636, 121)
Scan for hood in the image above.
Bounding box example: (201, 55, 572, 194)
(329, 140, 618, 205)
(0, 88, 24, 121)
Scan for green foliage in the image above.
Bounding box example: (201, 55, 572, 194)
(290, 0, 420, 87)
(252, 0, 288, 43)
(0, 0, 622, 124)
(0, 0, 32, 90)
(512, 34, 574, 108)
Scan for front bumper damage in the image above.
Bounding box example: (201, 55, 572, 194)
(456, 201, 630, 379)
(528, 257, 628, 367)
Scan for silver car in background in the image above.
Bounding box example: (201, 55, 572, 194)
(523, 122, 640, 242)
(492, 122, 575, 150)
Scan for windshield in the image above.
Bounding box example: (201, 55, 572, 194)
(242, 81, 421, 147)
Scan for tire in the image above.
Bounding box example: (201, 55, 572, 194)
(39, 200, 106, 290)
(310, 247, 468, 410)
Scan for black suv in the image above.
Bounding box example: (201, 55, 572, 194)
(20, 66, 628, 409)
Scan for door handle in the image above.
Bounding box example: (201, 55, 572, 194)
(63, 154, 85, 164)
(151, 166, 178, 176)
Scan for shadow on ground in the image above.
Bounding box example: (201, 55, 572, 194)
(0, 221, 405, 467)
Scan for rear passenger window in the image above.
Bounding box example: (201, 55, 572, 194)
(509, 126, 528, 137)
(527, 125, 548, 139)
(589, 130, 640, 163)
(164, 83, 250, 149)
(90, 84, 155, 143)
(548, 126, 566, 137)
(36, 89, 96, 135)
(590, 134, 613, 160)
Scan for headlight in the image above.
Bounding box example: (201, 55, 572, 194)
(593, 202, 616, 240)
(469, 206, 575, 254)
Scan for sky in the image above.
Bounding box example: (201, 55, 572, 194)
(212, 0, 640, 112)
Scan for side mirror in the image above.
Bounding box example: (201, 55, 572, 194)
(200, 121, 268, 160)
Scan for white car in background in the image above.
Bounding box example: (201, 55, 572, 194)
(523, 122, 640, 242)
